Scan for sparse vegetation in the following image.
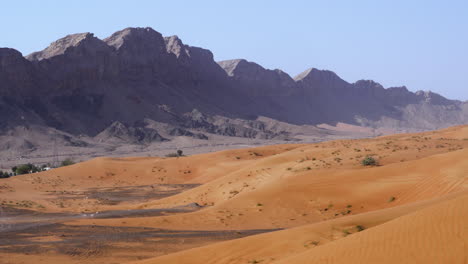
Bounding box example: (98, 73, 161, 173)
(343, 229, 351, 236)
(304, 240, 320, 247)
(61, 158, 75, 167)
(356, 225, 365, 232)
(13, 163, 42, 175)
(166, 149, 184, 157)
(0, 171, 11, 178)
(388, 196, 396, 202)
(361, 156, 378, 166)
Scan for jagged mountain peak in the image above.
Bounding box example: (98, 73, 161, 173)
(217, 59, 253, 76)
(217, 59, 294, 83)
(0, 48, 26, 67)
(104, 27, 165, 50)
(0, 26, 466, 139)
(0, 48, 23, 59)
(294, 68, 342, 82)
(386, 86, 410, 93)
(164, 35, 188, 58)
(353, 79, 385, 89)
(26, 32, 108, 61)
(415, 90, 452, 104)
(293, 68, 349, 91)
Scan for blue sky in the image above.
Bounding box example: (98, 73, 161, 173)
(1, 0, 467, 100)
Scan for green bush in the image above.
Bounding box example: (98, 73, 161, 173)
(60, 159, 75, 167)
(361, 156, 377, 166)
(166, 150, 184, 158)
(0, 171, 10, 178)
(15, 164, 40, 175)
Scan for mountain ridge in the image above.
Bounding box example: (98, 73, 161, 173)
(0, 27, 467, 152)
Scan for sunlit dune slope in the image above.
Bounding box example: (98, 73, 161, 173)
(132, 191, 467, 264)
(272, 192, 468, 264)
(0, 145, 301, 212)
(74, 143, 468, 231)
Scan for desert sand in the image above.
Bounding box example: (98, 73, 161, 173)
(0, 125, 467, 264)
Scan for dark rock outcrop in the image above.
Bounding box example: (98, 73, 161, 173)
(0, 26, 466, 146)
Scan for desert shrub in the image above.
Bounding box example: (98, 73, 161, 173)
(166, 150, 184, 158)
(61, 159, 75, 167)
(361, 156, 377, 166)
(388, 196, 396, 202)
(0, 171, 10, 178)
(356, 225, 365, 232)
(15, 164, 41, 175)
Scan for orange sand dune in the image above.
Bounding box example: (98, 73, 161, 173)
(2, 125, 466, 214)
(0, 145, 302, 212)
(0, 125, 466, 264)
(133, 191, 467, 264)
(73, 147, 468, 231)
(273, 192, 468, 264)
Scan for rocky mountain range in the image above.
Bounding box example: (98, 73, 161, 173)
(0, 26, 467, 157)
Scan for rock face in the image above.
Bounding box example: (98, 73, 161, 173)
(0, 26, 467, 144)
(26, 33, 111, 61)
(95, 121, 168, 144)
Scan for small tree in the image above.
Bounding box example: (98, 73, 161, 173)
(361, 156, 377, 166)
(61, 159, 75, 167)
(15, 164, 39, 175)
(0, 171, 10, 179)
(177, 149, 183, 157)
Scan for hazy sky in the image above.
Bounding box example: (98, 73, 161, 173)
(1, 0, 467, 100)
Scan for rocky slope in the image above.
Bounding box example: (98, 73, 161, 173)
(0, 27, 467, 150)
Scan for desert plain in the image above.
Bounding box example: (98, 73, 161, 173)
(0, 125, 467, 264)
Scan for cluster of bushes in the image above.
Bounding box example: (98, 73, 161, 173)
(0, 171, 12, 178)
(361, 156, 378, 166)
(60, 158, 75, 167)
(12, 164, 46, 175)
(165, 150, 184, 157)
(1, 158, 75, 178)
